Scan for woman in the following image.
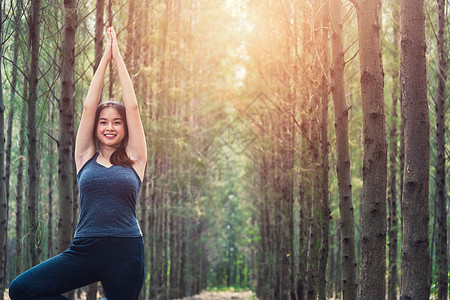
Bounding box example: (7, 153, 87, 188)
(9, 27, 147, 300)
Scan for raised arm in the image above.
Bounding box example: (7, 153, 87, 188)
(74, 30, 112, 173)
(110, 27, 147, 180)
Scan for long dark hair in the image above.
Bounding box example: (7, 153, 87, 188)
(94, 101, 134, 167)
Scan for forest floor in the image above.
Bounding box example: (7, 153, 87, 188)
(4, 290, 258, 300)
(178, 290, 257, 300)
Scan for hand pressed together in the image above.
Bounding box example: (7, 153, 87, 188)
(103, 27, 122, 63)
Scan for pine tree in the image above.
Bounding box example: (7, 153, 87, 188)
(330, 0, 358, 298)
(400, 0, 430, 298)
(434, 0, 448, 298)
(58, 0, 78, 253)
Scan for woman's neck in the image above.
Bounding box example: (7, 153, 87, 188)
(99, 146, 116, 160)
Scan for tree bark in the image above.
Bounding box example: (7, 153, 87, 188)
(355, 0, 387, 298)
(94, 0, 104, 73)
(297, 147, 308, 300)
(14, 98, 27, 277)
(400, 0, 430, 298)
(5, 102, 12, 283)
(26, 0, 42, 267)
(4, 0, 24, 288)
(0, 1, 7, 295)
(124, 0, 136, 69)
(434, 0, 447, 299)
(387, 3, 400, 300)
(58, 0, 77, 253)
(329, 0, 358, 298)
(137, 171, 147, 300)
(306, 114, 319, 300)
(47, 104, 55, 259)
(317, 2, 330, 299)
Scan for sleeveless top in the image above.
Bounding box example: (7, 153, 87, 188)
(74, 151, 142, 238)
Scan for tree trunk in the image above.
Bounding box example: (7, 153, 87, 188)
(400, 0, 430, 298)
(329, 0, 358, 298)
(47, 105, 55, 258)
(355, 0, 387, 298)
(58, 0, 77, 253)
(179, 218, 186, 296)
(297, 122, 309, 300)
(162, 184, 169, 299)
(138, 170, 147, 300)
(0, 1, 7, 295)
(132, 0, 143, 79)
(4, 0, 24, 287)
(94, 0, 104, 73)
(5, 103, 13, 284)
(124, 0, 136, 69)
(306, 115, 319, 300)
(149, 166, 158, 299)
(5, 113, 13, 258)
(327, 226, 335, 299)
(14, 99, 27, 277)
(26, 0, 42, 267)
(279, 109, 294, 300)
(335, 225, 342, 299)
(434, 0, 447, 299)
(257, 150, 272, 300)
(387, 3, 400, 300)
(169, 196, 178, 299)
(318, 2, 330, 299)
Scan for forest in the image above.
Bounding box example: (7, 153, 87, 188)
(0, 0, 448, 299)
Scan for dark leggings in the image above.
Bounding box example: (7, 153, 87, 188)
(9, 236, 144, 300)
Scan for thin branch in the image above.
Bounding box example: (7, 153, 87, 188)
(344, 49, 359, 66)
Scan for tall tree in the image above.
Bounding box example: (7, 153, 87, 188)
(26, 0, 42, 267)
(387, 2, 400, 299)
(94, 0, 104, 73)
(400, 0, 430, 298)
(58, 0, 78, 253)
(355, 0, 387, 298)
(47, 105, 55, 259)
(329, 0, 358, 298)
(6, 0, 24, 237)
(0, 0, 7, 295)
(14, 101, 27, 277)
(8, 0, 25, 280)
(124, 0, 136, 68)
(434, 0, 447, 298)
(317, 2, 330, 299)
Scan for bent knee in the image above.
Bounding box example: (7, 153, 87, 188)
(9, 276, 32, 299)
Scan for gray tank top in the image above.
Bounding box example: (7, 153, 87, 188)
(74, 151, 142, 238)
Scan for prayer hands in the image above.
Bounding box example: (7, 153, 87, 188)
(103, 27, 121, 63)
(103, 28, 112, 61)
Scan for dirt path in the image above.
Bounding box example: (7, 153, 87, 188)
(5, 290, 258, 299)
(178, 290, 257, 300)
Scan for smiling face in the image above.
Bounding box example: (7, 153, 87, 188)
(96, 107, 126, 149)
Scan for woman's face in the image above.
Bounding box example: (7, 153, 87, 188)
(96, 107, 126, 149)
